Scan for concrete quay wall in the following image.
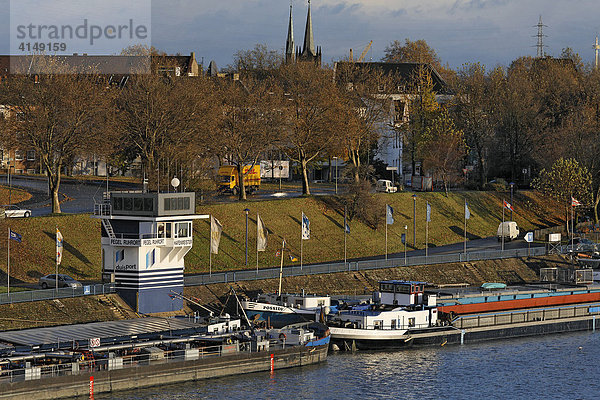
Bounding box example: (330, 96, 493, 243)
(0, 345, 328, 400)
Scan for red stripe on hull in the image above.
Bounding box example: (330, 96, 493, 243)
(437, 292, 600, 315)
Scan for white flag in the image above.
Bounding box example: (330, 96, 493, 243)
(257, 214, 268, 252)
(56, 228, 63, 265)
(302, 212, 310, 240)
(210, 216, 223, 255)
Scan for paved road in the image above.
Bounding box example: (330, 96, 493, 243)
(0, 176, 140, 216)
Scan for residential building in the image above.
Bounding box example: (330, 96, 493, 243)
(334, 61, 453, 184)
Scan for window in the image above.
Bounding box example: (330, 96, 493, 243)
(113, 197, 123, 211)
(175, 222, 190, 238)
(157, 223, 165, 238)
(408, 317, 415, 327)
(26, 150, 35, 160)
(164, 196, 191, 211)
(115, 249, 125, 263)
(15, 150, 23, 161)
(166, 222, 172, 238)
(144, 198, 153, 212)
(123, 197, 133, 211)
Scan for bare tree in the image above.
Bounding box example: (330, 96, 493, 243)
(213, 77, 284, 200)
(335, 63, 393, 183)
(116, 67, 216, 191)
(0, 57, 114, 212)
(277, 63, 344, 195)
(419, 110, 467, 196)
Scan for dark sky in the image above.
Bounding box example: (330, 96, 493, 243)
(3, 0, 600, 71)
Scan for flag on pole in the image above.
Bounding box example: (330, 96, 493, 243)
(210, 216, 223, 254)
(571, 197, 582, 207)
(503, 200, 514, 212)
(386, 204, 394, 225)
(426, 202, 431, 222)
(257, 214, 268, 252)
(9, 229, 21, 243)
(344, 207, 350, 234)
(302, 212, 310, 240)
(56, 228, 63, 264)
(465, 201, 471, 220)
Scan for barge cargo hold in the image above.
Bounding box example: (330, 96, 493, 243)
(435, 282, 600, 315)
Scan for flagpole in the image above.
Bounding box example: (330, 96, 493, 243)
(426, 202, 429, 259)
(385, 204, 388, 261)
(571, 200, 574, 251)
(502, 200, 505, 251)
(209, 215, 212, 276)
(463, 200, 467, 257)
(344, 206, 347, 267)
(256, 213, 259, 274)
(7, 227, 10, 296)
(300, 212, 303, 271)
(55, 226, 58, 291)
(278, 239, 285, 295)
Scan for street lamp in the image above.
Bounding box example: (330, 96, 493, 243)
(404, 225, 408, 264)
(412, 194, 417, 247)
(243, 208, 250, 266)
(509, 182, 515, 221)
(333, 157, 338, 194)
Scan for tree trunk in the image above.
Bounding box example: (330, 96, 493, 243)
(350, 149, 360, 184)
(238, 164, 247, 201)
(301, 156, 311, 195)
(594, 186, 600, 225)
(47, 168, 62, 213)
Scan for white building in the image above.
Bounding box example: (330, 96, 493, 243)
(93, 191, 207, 313)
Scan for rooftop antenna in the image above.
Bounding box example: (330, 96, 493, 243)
(534, 15, 547, 58)
(594, 36, 600, 69)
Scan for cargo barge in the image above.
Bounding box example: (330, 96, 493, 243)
(329, 278, 600, 351)
(436, 282, 600, 316)
(0, 317, 329, 399)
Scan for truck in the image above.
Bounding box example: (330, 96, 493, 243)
(217, 165, 261, 195)
(375, 179, 397, 193)
(497, 221, 519, 241)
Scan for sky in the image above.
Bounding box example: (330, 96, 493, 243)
(2, 0, 600, 72)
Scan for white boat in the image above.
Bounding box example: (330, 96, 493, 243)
(328, 280, 440, 350)
(241, 292, 331, 328)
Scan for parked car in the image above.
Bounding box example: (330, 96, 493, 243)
(1, 204, 31, 218)
(574, 237, 598, 252)
(38, 274, 82, 289)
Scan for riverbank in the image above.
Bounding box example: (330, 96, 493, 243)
(0, 255, 567, 331)
(0, 190, 564, 285)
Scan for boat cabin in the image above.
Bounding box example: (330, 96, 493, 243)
(376, 280, 436, 307)
(257, 293, 330, 309)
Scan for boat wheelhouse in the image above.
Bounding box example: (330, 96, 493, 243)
(328, 280, 439, 350)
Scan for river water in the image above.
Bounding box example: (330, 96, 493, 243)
(96, 331, 600, 400)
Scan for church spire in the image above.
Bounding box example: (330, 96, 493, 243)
(285, 2, 295, 63)
(302, 0, 315, 57)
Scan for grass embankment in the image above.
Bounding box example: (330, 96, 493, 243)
(0, 190, 563, 284)
(0, 186, 32, 205)
(189, 191, 562, 274)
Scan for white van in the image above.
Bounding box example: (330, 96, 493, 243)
(376, 179, 397, 193)
(497, 221, 519, 241)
